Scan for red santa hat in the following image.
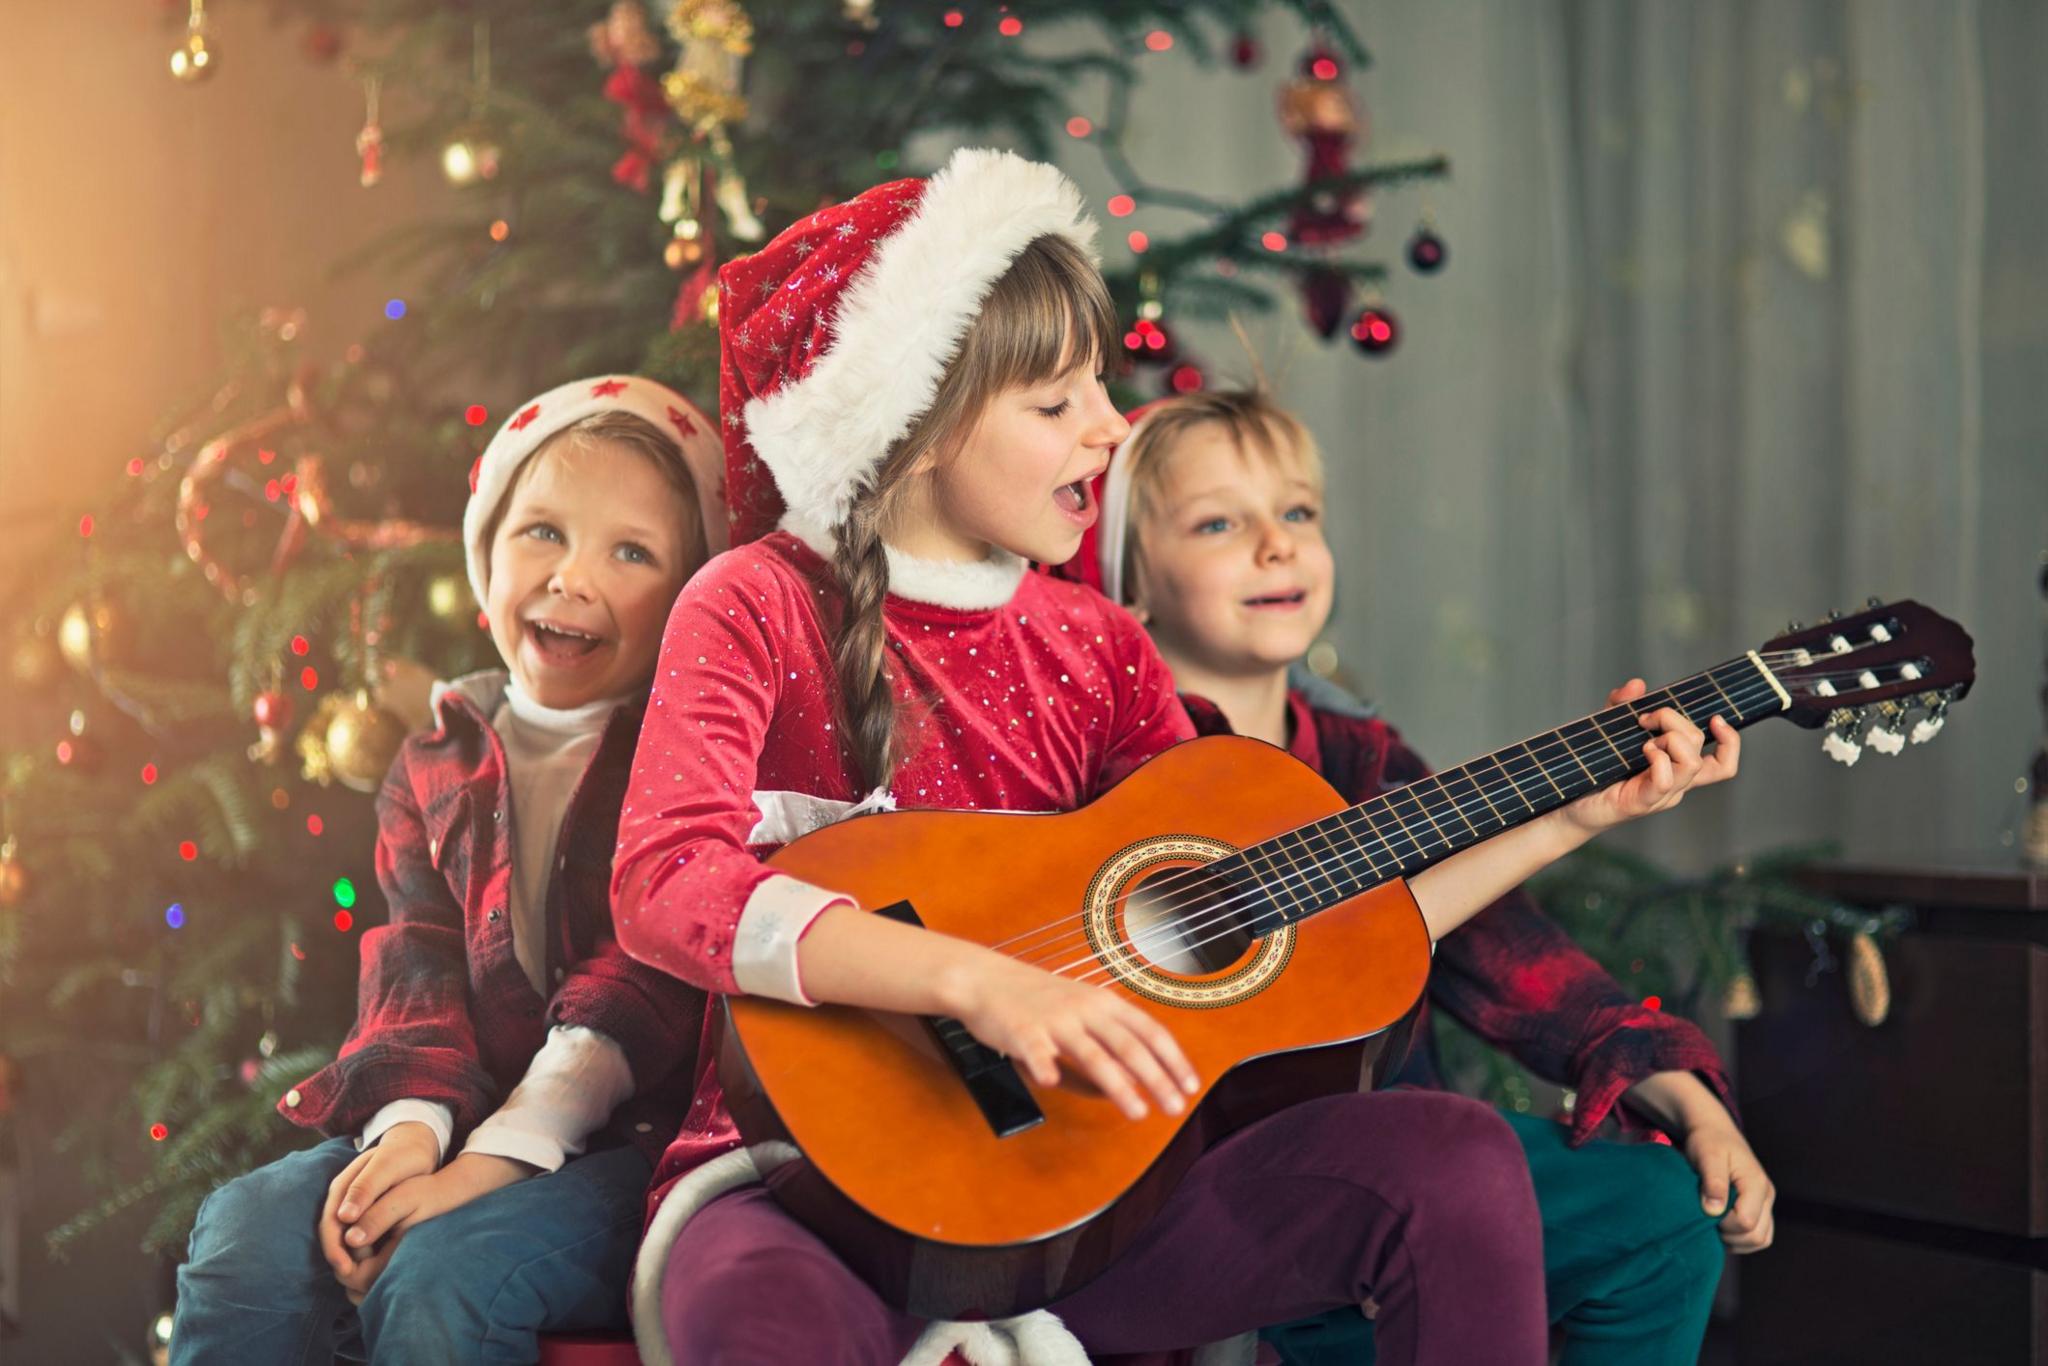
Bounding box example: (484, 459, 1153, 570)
(462, 374, 726, 609)
(717, 147, 1099, 547)
(1045, 400, 1167, 605)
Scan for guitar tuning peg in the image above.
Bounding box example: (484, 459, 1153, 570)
(1866, 699, 1907, 755)
(1823, 729, 1864, 766)
(1866, 596, 1884, 609)
(1825, 608, 1843, 622)
(1910, 700, 1947, 745)
(1784, 620, 1805, 634)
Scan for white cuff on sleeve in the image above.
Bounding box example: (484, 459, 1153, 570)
(730, 875, 852, 1006)
(358, 1100, 454, 1163)
(461, 1026, 634, 1174)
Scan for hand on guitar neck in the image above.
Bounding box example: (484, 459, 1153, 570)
(1407, 677, 1740, 942)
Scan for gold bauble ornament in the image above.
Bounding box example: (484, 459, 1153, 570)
(425, 573, 471, 624)
(0, 839, 28, 910)
(58, 597, 126, 676)
(169, 31, 214, 82)
(319, 690, 408, 792)
(1845, 930, 1891, 1027)
(1721, 970, 1761, 1021)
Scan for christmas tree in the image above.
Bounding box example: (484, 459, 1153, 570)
(2, 0, 1456, 1260)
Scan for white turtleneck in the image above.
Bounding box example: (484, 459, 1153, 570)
(358, 676, 636, 1174)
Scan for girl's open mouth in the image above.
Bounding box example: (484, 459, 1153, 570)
(1053, 479, 1097, 528)
(1242, 591, 1308, 610)
(526, 620, 606, 663)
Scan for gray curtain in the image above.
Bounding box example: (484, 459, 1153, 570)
(1059, 0, 2048, 866)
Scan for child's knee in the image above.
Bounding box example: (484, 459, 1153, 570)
(188, 1151, 331, 1265)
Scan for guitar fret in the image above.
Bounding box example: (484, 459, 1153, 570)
(1293, 826, 1344, 906)
(1356, 799, 1419, 875)
(1440, 767, 1502, 833)
(1521, 741, 1571, 800)
(1385, 787, 1450, 861)
(1478, 752, 1534, 818)
(1408, 780, 1459, 846)
(1250, 840, 1307, 919)
(1428, 772, 1484, 840)
(1553, 725, 1603, 785)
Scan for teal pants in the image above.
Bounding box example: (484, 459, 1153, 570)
(1261, 1110, 1724, 1366)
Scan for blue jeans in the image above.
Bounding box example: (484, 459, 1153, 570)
(1263, 1110, 1726, 1366)
(172, 1136, 650, 1366)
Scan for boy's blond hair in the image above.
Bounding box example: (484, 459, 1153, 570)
(1115, 388, 1324, 606)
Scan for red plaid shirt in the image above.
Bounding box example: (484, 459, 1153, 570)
(281, 680, 706, 1161)
(1184, 687, 1734, 1145)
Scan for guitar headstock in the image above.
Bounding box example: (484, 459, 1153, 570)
(1758, 599, 1975, 766)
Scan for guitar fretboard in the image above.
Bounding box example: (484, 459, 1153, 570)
(1217, 655, 1785, 929)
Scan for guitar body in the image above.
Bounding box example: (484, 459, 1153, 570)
(722, 735, 1434, 1319)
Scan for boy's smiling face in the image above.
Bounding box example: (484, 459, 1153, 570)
(484, 438, 699, 709)
(1129, 421, 1334, 682)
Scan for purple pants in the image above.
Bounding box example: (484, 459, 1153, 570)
(660, 1090, 1547, 1365)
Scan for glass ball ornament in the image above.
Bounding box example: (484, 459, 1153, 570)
(169, 31, 214, 82)
(1407, 226, 1448, 274)
(1349, 304, 1400, 357)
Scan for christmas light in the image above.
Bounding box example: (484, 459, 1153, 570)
(165, 903, 185, 929)
(1065, 116, 1092, 138)
(128, 458, 145, 477)
(1168, 364, 1205, 393)
(270, 788, 290, 810)
(257, 448, 276, 465)
(1145, 30, 1173, 51)
(385, 299, 408, 320)
(290, 636, 310, 656)
(1310, 55, 1338, 80)
(264, 479, 282, 502)
(1128, 230, 1149, 253)
(78, 515, 94, 538)
(300, 666, 319, 691)
(333, 910, 355, 932)
(333, 877, 357, 909)
(1642, 994, 1663, 1011)
(141, 763, 158, 785)
(290, 942, 306, 961)
(942, 9, 963, 27)
(179, 841, 199, 861)
(1107, 195, 1136, 218)
(999, 16, 1023, 36)
(306, 814, 324, 836)
(1261, 231, 1287, 251)
(150, 1123, 169, 1141)
(489, 219, 510, 242)
(465, 404, 489, 427)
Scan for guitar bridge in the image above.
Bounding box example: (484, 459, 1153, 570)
(875, 900, 1045, 1139)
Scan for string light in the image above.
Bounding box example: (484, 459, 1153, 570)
(1107, 195, 1136, 218)
(1642, 994, 1663, 1011)
(333, 910, 354, 932)
(257, 448, 277, 466)
(300, 666, 319, 691)
(128, 458, 146, 477)
(1261, 231, 1287, 251)
(149, 1123, 169, 1142)
(998, 15, 1023, 36)
(489, 219, 510, 242)
(306, 814, 324, 836)
(78, 515, 94, 538)
(942, 9, 963, 27)
(165, 903, 185, 929)
(141, 763, 159, 785)
(384, 299, 408, 320)
(178, 840, 199, 861)
(465, 404, 489, 426)
(1145, 30, 1173, 51)
(1127, 230, 1149, 253)
(333, 877, 357, 909)
(290, 636, 310, 656)
(270, 787, 291, 810)
(1065, 116, 1091, 138)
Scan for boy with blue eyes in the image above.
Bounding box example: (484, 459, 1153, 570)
(1060, 385, 1771, 1366)
(173, 378, 725, 1364)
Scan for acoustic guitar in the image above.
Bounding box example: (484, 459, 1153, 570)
(721, 599, 1975, 1319)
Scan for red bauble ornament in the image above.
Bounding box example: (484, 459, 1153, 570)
(1407, 226, 1447, 274)
(1121, 318, 1177, 366)
(1230, 30, 1261, 70)
(1349, 305, 1400, 356)
(253, 690, 293, 732)
(1300, 268, 1354, 340)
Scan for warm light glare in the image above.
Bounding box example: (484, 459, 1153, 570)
(1065, 116, 1092, 138)
(1107, 195, 1136, 218)
(1127, 231, 1149, 253)
(1145, 30, 1173, 51)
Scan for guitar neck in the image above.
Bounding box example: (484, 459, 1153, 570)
(1230, 653, 1789, 925)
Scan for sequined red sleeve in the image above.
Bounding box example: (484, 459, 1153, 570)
(610, 545, 847, 997)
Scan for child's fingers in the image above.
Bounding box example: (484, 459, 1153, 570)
(346, 1183, 424, 1250)
(1093, 1018, 1184, 1116)
(1697, 1150, 1730, 1217)
(1055, 1024, 1147, 1121)
(317, 1207, 355, 1279)
(1605, 678, 1647, 706)
(1699, 716, 1742, 783)
(335, 1150, 402, 1224)
(1118, 1005, 1199, 1095)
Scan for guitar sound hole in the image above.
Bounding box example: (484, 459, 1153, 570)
(1121, 864, 1252, 975)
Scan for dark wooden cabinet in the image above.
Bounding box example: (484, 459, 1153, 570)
(1736, 863, 2048, 1365)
